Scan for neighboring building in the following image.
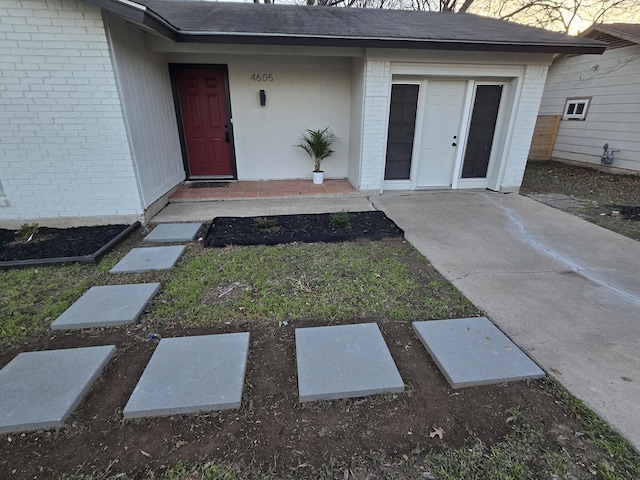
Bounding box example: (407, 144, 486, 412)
(537, 24, 640, 174)
(0, 0, 604, 226)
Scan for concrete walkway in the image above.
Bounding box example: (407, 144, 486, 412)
(372, 191, 640, 450)
(151, 190, 640, 449)
(151, 196, 375, 223)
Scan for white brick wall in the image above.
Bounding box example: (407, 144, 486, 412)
(360, 59, 391, 190)
(0, 0, 142, 223)
(500, 64, 549, 189)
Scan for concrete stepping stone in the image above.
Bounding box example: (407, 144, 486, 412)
(295, 323, 404, 403)
(109, 245, 186, 273)
(144, 223, 203, 243)
(412, 317, 545, 389)
(51, 283, 161, 330)
(123, 333, 250, 418)
(0, 345, 116, 433)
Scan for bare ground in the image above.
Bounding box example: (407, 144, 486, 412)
(521, 161, 640, 242)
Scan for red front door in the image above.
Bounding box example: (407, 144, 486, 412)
(175, 69, 233, 177)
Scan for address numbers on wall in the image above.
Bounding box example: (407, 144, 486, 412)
(251, 74, 274, 82)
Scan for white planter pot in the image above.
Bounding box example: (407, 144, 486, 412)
(312, 171, 324, 185)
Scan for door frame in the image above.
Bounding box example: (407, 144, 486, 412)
(384, 78, 475, 191)
(169, 63, 237, 180)
(413, 78, 471, 190)
(455, 80, 509, 190)
(383, 80, 423, 191)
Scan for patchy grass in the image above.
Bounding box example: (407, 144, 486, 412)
(0, 239, 474, 346)
(521, 161, 640, 241)
(549, 378, 640, 480)
(0, 264, 97, 344)
(149, 241, 474, 327)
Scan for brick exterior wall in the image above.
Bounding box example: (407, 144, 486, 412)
(360, 59, 391, 191)
(500, 64, 549, 190)
(0, 0, 142, 223)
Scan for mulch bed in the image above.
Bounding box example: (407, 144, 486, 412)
(0, 223, 139, 267)
(611, 205, 640, 221)
(204, 211, 404, 247)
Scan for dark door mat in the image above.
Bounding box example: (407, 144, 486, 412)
(0, 222, 140, 269)
(204, 211, 404, 248)
(189, 182, 231, 189)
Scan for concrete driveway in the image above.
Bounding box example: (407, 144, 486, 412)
(373, 191, 640, 450)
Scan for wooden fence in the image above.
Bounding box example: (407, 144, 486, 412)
(528, 115, 561, 161)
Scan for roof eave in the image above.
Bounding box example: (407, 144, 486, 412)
(174, 32, 606, 55)
(85, 0, 178, 41)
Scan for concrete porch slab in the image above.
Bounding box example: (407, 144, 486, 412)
(295, 323, 404, 402)
(123, 333, 250, 418)
(152, 196, 376, 223)
(51, 283, 161, 330)
(0, 345, 116, 433)
(412, 317, 545, 389)
(144, 223, 203, 243)
(109, 245, 186, 273)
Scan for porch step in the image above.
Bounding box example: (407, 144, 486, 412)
(169, 179, 357, 202)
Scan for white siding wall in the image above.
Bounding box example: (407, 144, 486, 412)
(0, 0, 142, 225)
(105, 15, 184, 208)
(360, 60, 391, 190)
(166, 51, 352, 181)
(539, 45, 640, 172)
(500, 64, 549, 190)
(347, 57, 365, 188)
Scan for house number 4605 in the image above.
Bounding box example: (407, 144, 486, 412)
(251, 74, 274, 82)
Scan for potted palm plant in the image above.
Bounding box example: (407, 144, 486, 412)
(296, 127, 338, 185)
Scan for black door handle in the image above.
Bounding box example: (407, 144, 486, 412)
(225, 131, 230, 143)
(452, 142, 457, 147)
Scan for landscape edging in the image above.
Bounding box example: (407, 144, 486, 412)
(0, 221, 140, 270)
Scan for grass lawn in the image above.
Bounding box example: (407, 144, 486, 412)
(1, 232, 639, 479)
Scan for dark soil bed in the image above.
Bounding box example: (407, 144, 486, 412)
(0, 318, 590, 479)
(0, 224, 137, 266)
(611, 205, 640, 221)
(204, 211, 403, 247)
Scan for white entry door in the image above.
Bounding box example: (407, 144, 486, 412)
(415, 80, 467, 188)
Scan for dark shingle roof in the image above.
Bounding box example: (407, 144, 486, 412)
(89, 0, 606, 54)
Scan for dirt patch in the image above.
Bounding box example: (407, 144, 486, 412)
(0, 224, 135, 264)
(0, 318, 586, 479)
(204, 211, 404, 247)
(521, 161, 640, 242)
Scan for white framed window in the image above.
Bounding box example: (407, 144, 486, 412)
(563, 97, 591, 120)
